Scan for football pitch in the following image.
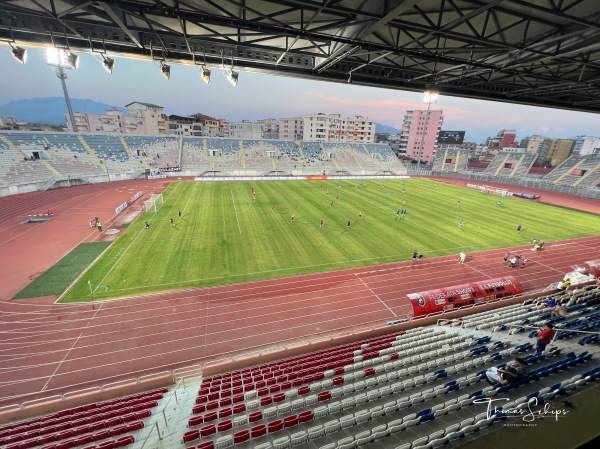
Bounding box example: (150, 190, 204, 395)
(59, 178, 600, 302)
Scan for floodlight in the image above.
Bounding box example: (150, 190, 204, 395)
(102, 55, 115, 73)
(227, 68, 238, 86)
(10, 44, 27, 64)
(160, 62, 171, 79)
(45, 47, 79, 69)
(201, 66, 211, 84)
(423, 92, 438, 103)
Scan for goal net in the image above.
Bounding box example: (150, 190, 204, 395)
(143, 193, 164, 213)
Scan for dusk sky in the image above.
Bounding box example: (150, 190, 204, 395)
(1, 46, 599, 144)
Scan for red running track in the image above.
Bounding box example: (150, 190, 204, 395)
(0, 179, 598, 407)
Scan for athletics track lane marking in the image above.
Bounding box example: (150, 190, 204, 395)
(355, 274, 397, 317)
(39, 302, 103, 392)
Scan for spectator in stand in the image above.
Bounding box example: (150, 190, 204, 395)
(536, 323, 555, 353)
(486, 358, 528, 385)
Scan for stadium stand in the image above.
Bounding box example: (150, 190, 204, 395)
(544, 154, 600, 188)
(431, 149, 469, 173)
(0, 388, 167, 449)
(483, 151, 538, 178)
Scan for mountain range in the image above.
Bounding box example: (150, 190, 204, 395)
(0, 97, 400, 133)
(0, 97, 125, 125)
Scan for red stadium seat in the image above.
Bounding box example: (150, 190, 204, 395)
(109, 425, 129, 437)
(203, 411, 217, 423)
(297, 386, 310, 395)
(250, 424, 267, 438)
(188, 416, 203, 427)
(217, 420, 232, 432)
(260, 396, 272, 407)
(267, 420, 283, 433)
(197, 442, 214, 449)
(218, 407, 232, 418)
(200, 425, 216, 437)
(125, 421, 144, 432)
(318, 391, 331, 402)
(299, 410, 314, 423)
(114, 435, 134, 447)
(273, 393, 286, 403)
(97, 441, 115, 449)
(232, 404, 246, 414)
(183, 429, 199, 443)
(233, 430, 250, 444)
(283, 415, 299, 428)
(248, 411, 262, 423)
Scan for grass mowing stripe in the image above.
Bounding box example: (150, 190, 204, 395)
(12, 242, 110, 299)
(58, 179, 600, 302)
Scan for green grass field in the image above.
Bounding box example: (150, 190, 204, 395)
(58, 178, 600, 302)
(13, 242, 110, 299)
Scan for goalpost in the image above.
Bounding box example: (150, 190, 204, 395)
(143, 193, 164, 213)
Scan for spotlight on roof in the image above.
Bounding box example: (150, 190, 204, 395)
(67, 51, 79, 69)
(45, 47, 79, 69)
(200, 66, 211, 84)
(102, 55, 115, 73)
(160, 62, 171, 80)
(10, 44, 27, 64)
(227, 68, 238, 86)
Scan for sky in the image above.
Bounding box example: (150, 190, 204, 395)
(1, 46, 599, 144)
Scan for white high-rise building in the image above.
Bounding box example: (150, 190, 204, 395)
(279, 118, 303, 140)
(570, 136, 600, 155)
(229, 120, 262, 139)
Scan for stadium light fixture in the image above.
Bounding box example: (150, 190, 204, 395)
(200, 66, 211, 84)
(102, 54, 115, 73)
(222, 50, 239, 86)
(160, 61, 171, 80)
(45, 47, 79, 69)
(10, 44, 27, 64)
(227, 68, 238, 86)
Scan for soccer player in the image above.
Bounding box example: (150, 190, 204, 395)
(497, 199, 501, 206)
(459, 251, 466, 264)
(358, 211, 362, 219)
(320, 219, 324, 228)
(291, 213, 295, 222)
(457, 199, 461, 207)
(347, 219, 351, 228)
(145, 221, 150, 229)
(178, 210, 182, 218)
(169, 218, 174, 226)
(459, 219, 463, 228)
(517, 224, 522, 233)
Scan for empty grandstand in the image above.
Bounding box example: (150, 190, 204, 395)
(483, 152, 538, 178)
(431, 149, 469, 173)
(543, 154, 600, 188)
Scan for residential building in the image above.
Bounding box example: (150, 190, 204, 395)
(218, 119, 230, 137)
(302, 113, 375, 143)
(124, 102, 169, 135)
(538, 139, 574, 167)
(168, 115, 201, 136)
(570, 136, 600, 156)
(0, 115, 17, 129)
(258, 118, 279, 139)
(229, 120, 262, 139)
(398, 109, 444, 164)
(279, 118, 303, 140)
(484, 129, 519, 154)
(64, 109, 125, 133)
(520, 135, 546, 153)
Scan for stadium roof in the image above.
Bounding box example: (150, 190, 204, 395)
(2, 0, 600, 113)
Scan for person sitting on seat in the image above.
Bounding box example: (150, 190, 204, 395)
(486, 358, 528, 385)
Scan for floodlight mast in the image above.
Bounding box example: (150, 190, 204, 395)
(46, 48, 78, 132)
(416, 92, 438, 170)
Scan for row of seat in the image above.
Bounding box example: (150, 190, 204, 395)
(182, 338, 514, 446)
(0, 388, 165, 447)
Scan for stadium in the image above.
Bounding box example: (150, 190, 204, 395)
(2, 2, 600, 449)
